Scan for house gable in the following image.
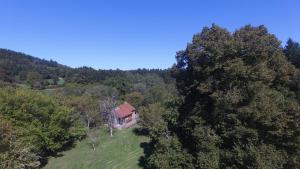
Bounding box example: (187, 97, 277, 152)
(114, 102, 135, 118)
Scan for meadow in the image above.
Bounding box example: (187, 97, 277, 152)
(43, 127, 148, 169)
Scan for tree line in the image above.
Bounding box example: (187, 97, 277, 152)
(0, 49, 172, 89)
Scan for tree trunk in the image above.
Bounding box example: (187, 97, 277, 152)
(110, 126, 113, 137)
(87, 117, 90, 131)
(92, 143, 95, 151)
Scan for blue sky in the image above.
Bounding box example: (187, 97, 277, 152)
(0, 0, 299, 70)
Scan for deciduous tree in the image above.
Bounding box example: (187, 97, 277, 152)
(148, 25, 300, 169)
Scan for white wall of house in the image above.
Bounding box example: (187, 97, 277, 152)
(113, 111, 138, 129)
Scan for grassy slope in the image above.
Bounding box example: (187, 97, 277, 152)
(43, 127, 148, 169)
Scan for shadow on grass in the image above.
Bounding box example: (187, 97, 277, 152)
(39, 138, 80, 168)
(132, 127, 149, 136)
(133, 127, 153, 169)
(138, 141, 155, 169)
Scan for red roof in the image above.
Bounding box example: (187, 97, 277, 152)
(114, 102, 135, 118)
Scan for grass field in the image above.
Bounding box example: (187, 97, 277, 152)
(43, 127, 148, 169)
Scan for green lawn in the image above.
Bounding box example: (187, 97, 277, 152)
(43, 127, 148, 169)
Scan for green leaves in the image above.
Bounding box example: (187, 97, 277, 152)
(284, 38, 300, 68)
(151, 24, 300, 169)
(0, 87, 85, 168)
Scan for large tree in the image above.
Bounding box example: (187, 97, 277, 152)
(0, 87, 85, 168)
(148, 25, 300, 169)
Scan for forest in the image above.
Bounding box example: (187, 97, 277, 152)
(1, 24, 300, 169)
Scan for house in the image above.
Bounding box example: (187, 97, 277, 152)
(113, 102, 138, 129)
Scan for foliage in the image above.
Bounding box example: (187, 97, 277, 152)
(123, 91, 145, 109)
(138, 103, 167, 135)
(27, 71, 43, 89)
(103, 77, 132, 95)
(147, 135, 194, 169)
(60, 95, 101, 128)
(0, 49, 68, 85)
(0, 117, 40, 169)
(147, 25, 300, 169)
(284, 38, 300, 68)
(0, 87, 85, 168)
(0, 49, 174, 92)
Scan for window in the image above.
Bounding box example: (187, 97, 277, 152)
(118, 118, 123, 125)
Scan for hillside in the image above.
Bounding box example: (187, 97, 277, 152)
(0, 48, 173, 88)
(0, 49, 70, 83)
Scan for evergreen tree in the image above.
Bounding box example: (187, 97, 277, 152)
(284, 38, 300, 68)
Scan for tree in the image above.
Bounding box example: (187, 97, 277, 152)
(101, 96, 117, 137)
(148, 25, 300, 169)
(123, 91, 144, 108)
(284, 38, 300, 68)
(0, 87, 85, 167)
(0, 67, 12, 82)
(139, 103, 166, 134)
(147, 135, 194, 169)
(60, 95, 101, 151)
(139, 100, 194, 169)
(83, 84, 119, 100)
(64, 96, 100, 129)
(0, 117, 39, 169)
(104, 77, 132, 95)
(87, 128, 100, 151)
(26, 71, 42, 88)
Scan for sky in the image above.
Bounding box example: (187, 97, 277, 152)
(0, 0, 299, 70)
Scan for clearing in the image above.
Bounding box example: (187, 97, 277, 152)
(43, 127, 148, 169)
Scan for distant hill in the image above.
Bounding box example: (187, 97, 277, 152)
(0, 48, 173, 88)
(0, 48, 71, 83)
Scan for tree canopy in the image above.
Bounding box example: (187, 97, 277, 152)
(146, 25, 300, 169)
(0, 87, 85, 169)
